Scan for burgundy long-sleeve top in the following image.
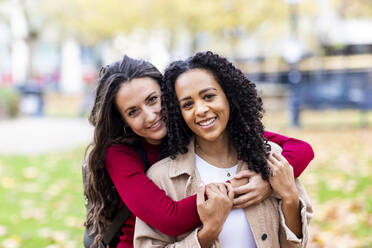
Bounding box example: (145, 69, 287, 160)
(105, 130, 314, 248)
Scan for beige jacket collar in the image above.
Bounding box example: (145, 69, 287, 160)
(168, 139, 198, 178)
(169, 138, 246, 178)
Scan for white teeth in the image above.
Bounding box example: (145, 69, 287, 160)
(198, 118, 215, 126)
(150, 120, 160, 129)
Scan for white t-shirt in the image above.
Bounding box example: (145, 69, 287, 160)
(195, 154, 257, 248)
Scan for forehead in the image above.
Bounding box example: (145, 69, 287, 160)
(116, 77, 160, 107)
(175, 69, 221, 97)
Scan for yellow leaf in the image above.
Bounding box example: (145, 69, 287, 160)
(1, 177, 15, 189)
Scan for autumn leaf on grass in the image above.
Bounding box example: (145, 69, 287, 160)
(19, 199, 35, 208)
(22, 182, 41, 193)
(1, 177, 15, 189)
(65, 216, 84, 228)
(51, 230, 69, 242)
(38, 229, 70, 243)
(45, 245, 60, 248)
(23, 166, 39, 180)
(20, 207, 46, 220)
(0, 225, 7, 237)
(38, 227, 53, 238)
(367, 214, 372, 227)
(1, 235, 21, 248)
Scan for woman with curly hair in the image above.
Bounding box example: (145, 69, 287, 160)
(86, 54, 314, 248)
(134, 51, 313, 248)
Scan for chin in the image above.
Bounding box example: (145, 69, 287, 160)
(154, 131, 167, 140)
(196, 135, 218, 142)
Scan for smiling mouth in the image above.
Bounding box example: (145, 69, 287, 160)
(148, 119, 162, 129)
(197, 117, 217, 127)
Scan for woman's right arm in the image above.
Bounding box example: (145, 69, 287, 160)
(105, 145, 201, 237)
(134, 183, 233, 248)
(197, 183, 234, 247)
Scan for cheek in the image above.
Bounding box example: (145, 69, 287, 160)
(221, 99, 230, 117)
(180, 110, 192, 125)
(125, 118, 144, 133)
(154, 101, 162, 112)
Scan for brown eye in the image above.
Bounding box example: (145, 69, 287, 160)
(182, 101, 193, 109)
(148, 96, 158, 104)
(128, 109, 138, 117)
(204, 94, 215, 100)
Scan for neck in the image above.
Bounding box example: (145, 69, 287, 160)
(195, 132, 237, 168)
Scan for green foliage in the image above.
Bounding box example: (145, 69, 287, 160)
(0, 87, 20, 119)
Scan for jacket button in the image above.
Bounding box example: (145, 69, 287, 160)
(261, 233, 267, 240)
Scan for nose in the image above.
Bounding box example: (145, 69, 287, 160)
(195, 100, 208, 116)
(143, 105, 159, 123)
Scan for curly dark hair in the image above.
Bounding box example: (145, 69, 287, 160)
(85, 55, 162, 247)
(161, 51, 271, 179)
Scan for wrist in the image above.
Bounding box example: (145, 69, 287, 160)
(200, 222, 221, 236)
(281, 190, 299, 205)
(197, 225, 220, 248)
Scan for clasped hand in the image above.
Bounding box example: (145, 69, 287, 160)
(231, 152, 298, 208)
(196, 183, 234, 247)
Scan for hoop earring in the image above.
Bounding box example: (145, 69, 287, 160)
(123, 126, 132, 136)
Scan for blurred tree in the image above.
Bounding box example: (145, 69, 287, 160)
(48, 0, 290, 55)
(0, 0, 56, 81)
(332, 0, 372, 18)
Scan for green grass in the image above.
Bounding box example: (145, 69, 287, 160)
(0, 148, 86, 248)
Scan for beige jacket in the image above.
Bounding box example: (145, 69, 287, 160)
(134, 141, 313, 248)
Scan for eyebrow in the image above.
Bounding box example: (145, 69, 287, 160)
(179, 87, 217, 102)
(124, 91, 157, 113)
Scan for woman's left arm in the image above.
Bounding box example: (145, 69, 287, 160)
(268, 152, 313, 247)
(232, 131, 314, 208)
(268, 152, 302, 236)
(264, 130, 314, 177)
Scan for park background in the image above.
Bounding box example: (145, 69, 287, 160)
(0, 0, 371, 247)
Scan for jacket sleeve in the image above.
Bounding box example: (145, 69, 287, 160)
(277, 179, 314, 248)
(133, 164, 221, 248)
(134, 219, 211, 248)
(264, 130, 314, 177)
(106, 145, 200, 237)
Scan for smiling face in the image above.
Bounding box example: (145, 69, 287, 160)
(115, 77, 167, 144)
(175, 68, 230, 143)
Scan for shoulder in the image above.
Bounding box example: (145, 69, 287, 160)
(146, 156, 173, 181)
(106, 143, 136, 158)
(105, 143, 143, 170)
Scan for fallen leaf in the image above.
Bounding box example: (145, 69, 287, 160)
(0, 225, 8, 236)
(1, 177, 15, 189)
(1, 235, 21, 248)
(23, 166, 39, 179)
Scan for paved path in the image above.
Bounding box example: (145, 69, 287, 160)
(0, 117, 93, 155)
